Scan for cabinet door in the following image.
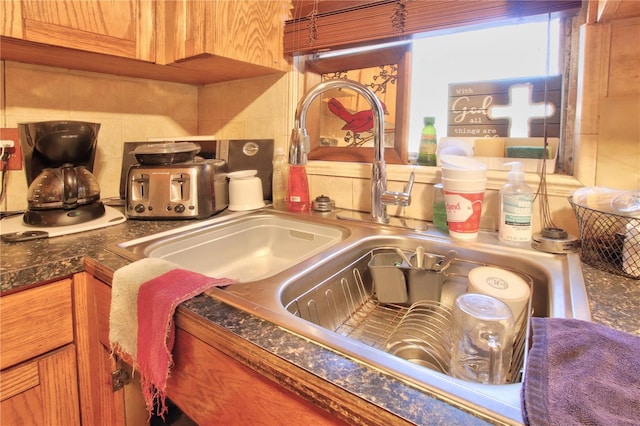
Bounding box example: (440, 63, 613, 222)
(168, 328, 343, 425)
(4, 0, 155, 61)
(0, 279, 73, 370)
(75, 272, 147, 426)
(161, 0, 288, 70)
(0, 344, 81, 426)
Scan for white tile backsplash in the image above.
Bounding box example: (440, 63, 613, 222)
(1, 62, 199, 210)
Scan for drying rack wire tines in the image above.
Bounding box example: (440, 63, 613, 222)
(286, 247, 534, 384)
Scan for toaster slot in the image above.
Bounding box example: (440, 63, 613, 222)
(170, 172, 192, 202)
(129, 173, 149, 201)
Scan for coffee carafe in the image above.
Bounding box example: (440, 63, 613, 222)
(26, 164, 101, 209)
(18, 121, 104, 227)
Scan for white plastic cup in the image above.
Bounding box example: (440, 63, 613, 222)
(228, 170, 265, 211)
(442, 177, 486, 240)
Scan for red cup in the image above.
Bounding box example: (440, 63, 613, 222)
(443, 190, 485, 240)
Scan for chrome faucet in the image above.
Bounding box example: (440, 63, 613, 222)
(291, 79, 414, 224)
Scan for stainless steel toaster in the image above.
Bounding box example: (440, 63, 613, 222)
(125, 159, 228, 219)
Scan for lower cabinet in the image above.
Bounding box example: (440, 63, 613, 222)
(0, 279, 80, 425)
(76, 272, 147, 426)
(0, 271, 345, 424)
(167, 326, 343, 425)
(0, 345, 80, 425)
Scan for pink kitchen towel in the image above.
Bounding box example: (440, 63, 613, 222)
(109, 258, 235, 418)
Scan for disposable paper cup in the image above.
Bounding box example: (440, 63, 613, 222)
(442, 177, 487, 191)
(440, 155, 487, 170)
(442, 167, 487, 180)
(441, 155, 487, 180)
(442, 178, 486, 240)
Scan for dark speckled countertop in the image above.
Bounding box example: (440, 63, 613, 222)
(1, 213, 180, 292)
(2, 208, 639, 425)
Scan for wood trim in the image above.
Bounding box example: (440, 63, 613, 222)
(308, 146, 403, 163)
(40, 345, 81, 426)
(285, 0, 583, 55)
(305, 44, 410, 164)
(23, 19, 137, 58)
(0, 36, 285, 85)
(73, 272, 101, 426)
(74, 271, 128, 426)
(136, 0, 156, 61)
(0, 0, 23, 38)
(84, 257, 115, 285)
(597, 0, 623, 23)
(0, 362, 40, 401)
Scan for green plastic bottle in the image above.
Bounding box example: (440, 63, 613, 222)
(417, 116, 437, 166)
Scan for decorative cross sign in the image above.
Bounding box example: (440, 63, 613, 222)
(487, 83, 556, 137)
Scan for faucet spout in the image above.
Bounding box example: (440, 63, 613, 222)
(293, 79, 411, 224)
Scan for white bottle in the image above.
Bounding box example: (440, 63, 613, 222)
(272, 147, 289, 210)
(499, 162, 534, 245)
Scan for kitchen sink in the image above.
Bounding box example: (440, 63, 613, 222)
(110, 208, 590, 424)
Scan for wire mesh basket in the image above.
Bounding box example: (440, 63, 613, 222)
(569, 196, 640, 279)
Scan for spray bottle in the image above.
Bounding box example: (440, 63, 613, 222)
(287, 128, 310, 212)
(499, 162, 534, 245)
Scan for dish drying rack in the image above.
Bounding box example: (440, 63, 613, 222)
(285, 247, 533, 384)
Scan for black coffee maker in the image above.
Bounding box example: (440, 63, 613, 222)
(18, 121, 104, 227)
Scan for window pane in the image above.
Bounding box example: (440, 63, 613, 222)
(409, 18, 561, 154)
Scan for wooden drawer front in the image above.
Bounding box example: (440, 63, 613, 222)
(0, 279, 74, 370)
(0, 344, 80, 426)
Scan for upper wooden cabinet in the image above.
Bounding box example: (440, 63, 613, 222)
(593, 0, 640, 22)
(0, 0, 290, 84)
(159, 0, 289, 71)
(1, 0, 155, 61)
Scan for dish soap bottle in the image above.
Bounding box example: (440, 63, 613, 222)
(272, 147, 289, 210)
(499, 162, 534, 245)
(287, 129, 311, 212)
(417, 116, 437, 166)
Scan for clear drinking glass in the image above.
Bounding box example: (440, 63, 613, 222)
(450, 293, 515, 384)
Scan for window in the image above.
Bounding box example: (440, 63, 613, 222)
(408, 17, 561, 154)
(299, 11, 578, 174)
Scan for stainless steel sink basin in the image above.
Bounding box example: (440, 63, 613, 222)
(111, 208, 590, 424)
